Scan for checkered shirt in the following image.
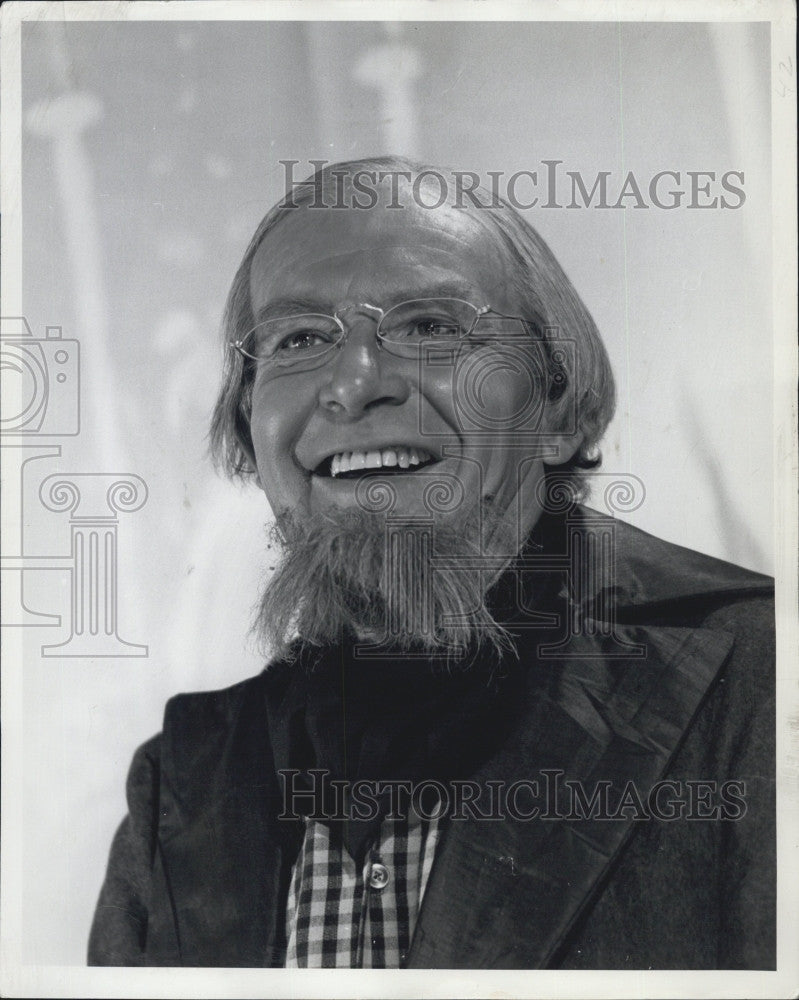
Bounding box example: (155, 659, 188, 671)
(284, 813, 441, 968)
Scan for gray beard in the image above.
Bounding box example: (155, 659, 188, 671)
(254, 502, 517, 663)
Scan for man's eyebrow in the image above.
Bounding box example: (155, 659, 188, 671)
(251, 282, 484, 325)
(253, 298, 329, 324)
(384, 280, 480, 305)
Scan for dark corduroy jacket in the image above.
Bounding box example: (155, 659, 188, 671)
(88, 510, 775, 969)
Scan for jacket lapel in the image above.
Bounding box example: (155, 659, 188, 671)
(407, 620, 736, 968)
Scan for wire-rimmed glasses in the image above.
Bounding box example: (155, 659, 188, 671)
(232, 297, 537, 371)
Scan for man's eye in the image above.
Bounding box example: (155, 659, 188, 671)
(277, 330, 333, 352)
(411, 319, 461, 339)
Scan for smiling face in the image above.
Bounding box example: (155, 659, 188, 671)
(246, 195, 578, 551)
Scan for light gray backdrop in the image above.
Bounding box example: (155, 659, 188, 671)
(15, 19, 771, 963)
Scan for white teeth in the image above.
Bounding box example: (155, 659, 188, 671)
(328, 446, 434, 477)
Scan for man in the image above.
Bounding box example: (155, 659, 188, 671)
(88, 157, 775, 969)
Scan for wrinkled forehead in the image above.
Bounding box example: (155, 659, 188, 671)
(248, 195, 523, 315)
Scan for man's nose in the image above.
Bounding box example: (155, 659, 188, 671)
(317, 320, 409, 418)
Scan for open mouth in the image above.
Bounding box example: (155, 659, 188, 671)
(315, 446, 438, 480)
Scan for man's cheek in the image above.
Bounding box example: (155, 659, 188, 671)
(252, 414, 296, 483)
(252, 381, 311, 451)
(448, 349, 545, 438)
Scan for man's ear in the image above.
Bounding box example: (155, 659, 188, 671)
(246, 455, 264, 491)
(233, 397, 264, 487)
(543, 395, 584, 467)
(551, 428, 583, 467)
(235, 430, 263, 489)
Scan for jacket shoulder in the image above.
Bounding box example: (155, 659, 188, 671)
(575, 507, 774, 613)
(159, 672, 271, 799)
(164, 672, 268, 731)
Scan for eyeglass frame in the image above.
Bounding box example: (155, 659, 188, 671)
(231, 298, 544, 366)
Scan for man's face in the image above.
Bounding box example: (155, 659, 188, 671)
(247, 197, 575, 548)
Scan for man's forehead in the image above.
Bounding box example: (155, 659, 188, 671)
(249, 201, 517, 311)
(259, 197, 492, 257)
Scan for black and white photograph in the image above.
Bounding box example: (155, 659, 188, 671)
(1, 2, 796, 997)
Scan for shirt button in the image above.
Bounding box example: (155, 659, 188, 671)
(369, 862, 390, 890)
